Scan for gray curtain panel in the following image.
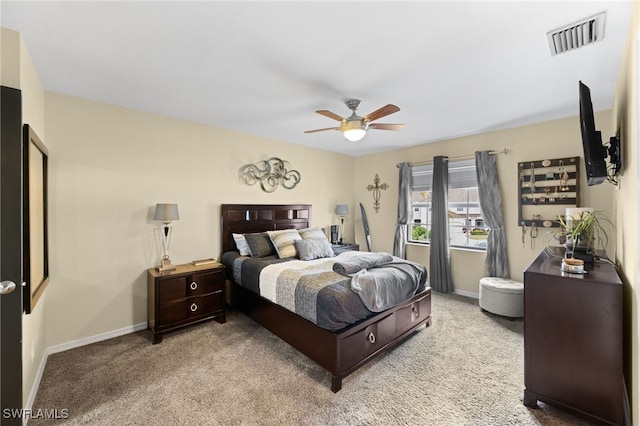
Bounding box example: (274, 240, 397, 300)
(475, 151, 510, 278)
(393, 162, 412, 259)
(429, 156, 454, 293)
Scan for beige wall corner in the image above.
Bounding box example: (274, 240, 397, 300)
(612, 1, 639, 423)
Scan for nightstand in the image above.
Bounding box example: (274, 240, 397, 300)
(332, 243, 359, 255)
(147, 262, 226, 344)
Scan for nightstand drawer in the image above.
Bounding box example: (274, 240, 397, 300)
(158, 292, 224, 327)
(158, 270, 223, 303)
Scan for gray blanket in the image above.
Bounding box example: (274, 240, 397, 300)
(350, 259, 427, 312)
(333, 251, 428, 312)
(332, 252, 394, 275)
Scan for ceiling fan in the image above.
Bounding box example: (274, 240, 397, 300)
(304, 99, 404, 141)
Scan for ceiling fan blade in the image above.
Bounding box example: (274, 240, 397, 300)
(363, 104, 400, 122)
(315, 110, 345, 122)
(369, 123, 405, 131)
(304, 127, 340, 134)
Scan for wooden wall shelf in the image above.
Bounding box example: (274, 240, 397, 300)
(518, 156, 580, 228)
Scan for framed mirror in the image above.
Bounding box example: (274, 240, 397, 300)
(23, 124, 49, 314)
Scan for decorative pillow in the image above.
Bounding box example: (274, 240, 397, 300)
(244, 232, 276, 258)
(267, 229, 302, 259)
(298, 227, 328, 241)
(294, 239, 335, 261)
(232, 233, 251, 256)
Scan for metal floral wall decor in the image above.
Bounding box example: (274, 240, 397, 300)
(367, 174, 388, 213)
(238, 157, 301, 193)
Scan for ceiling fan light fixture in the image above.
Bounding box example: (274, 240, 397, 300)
(305, 99, 402, 141)
(341, 119, 367, 141)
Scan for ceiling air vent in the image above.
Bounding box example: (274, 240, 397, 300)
(547, 12, 605, 56)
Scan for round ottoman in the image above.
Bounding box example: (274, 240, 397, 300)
(479, 277, 524, 318)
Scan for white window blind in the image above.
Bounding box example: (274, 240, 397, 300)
(411, 158, 478, 190)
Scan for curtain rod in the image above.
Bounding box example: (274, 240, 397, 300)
(398, 148, 509, 168)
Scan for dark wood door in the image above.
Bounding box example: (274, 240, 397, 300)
(1, 86, 24, 425)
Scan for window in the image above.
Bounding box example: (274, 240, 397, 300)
(409, 158, 487, 250)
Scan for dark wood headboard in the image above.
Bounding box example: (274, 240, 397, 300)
(221, 204, 312, 253)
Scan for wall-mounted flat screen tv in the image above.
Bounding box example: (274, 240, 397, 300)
(578, 81, 621, 186)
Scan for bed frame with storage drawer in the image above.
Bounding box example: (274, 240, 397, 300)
(221, 204, 432, 392)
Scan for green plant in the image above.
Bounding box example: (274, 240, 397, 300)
(412, 225, 427, 241)
(557, 210, 612, 256)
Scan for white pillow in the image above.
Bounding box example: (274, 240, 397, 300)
(232, 233, 251, 256)
(267, 229, 302, 259)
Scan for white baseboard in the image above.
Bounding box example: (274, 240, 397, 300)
(453, 289, 479, 299)
(24, 321, 148, 423)
(47, 321, 148, 355)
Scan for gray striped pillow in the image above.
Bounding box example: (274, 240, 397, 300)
(298, 227, 327, 240)
(267, 229, 302, 259)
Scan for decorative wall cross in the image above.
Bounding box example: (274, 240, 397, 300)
(367, 174, 388, 213)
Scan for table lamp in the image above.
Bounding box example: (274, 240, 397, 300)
(154, 203, 180, 272)
(335, 204, 349, 244)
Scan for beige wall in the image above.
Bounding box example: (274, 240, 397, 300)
(612, 1, 639, 423)
(43, 92, 355, 347)
(354, 111, 615, 295)
(1, 27, 49, 408)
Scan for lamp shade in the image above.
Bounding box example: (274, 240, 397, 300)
(335, 204, 349, 215)
(343, 128, 367, 142)
(154, 203, 180, 222)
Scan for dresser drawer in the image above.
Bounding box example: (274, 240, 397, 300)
(158, 270, 223, 303)
(158, 292, 224, 327)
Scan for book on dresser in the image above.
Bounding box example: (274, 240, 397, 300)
(192, 258, 217, 266)
(147, 262, 226, 344)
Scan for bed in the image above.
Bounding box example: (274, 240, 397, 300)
(220, 204, 432, 392)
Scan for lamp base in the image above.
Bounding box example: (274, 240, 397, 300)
(158, 258, 176, 272)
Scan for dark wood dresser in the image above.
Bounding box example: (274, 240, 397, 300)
(147, 262, 226, 344)
(523, 247, 624, 425)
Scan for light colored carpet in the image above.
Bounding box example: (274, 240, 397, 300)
(30, 292, 595, 425)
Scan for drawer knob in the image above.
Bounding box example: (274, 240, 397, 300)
(190, 282, 198, 290)
(190, 303, 198, 312)
(367, 332, 376, 344)
(412, 306, 419, 315)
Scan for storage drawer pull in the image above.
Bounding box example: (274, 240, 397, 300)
(367, 332, 376, 344)
(412, 306, 419, 315)
(190, 303, 198, 312)
(190, 282, 198, 290)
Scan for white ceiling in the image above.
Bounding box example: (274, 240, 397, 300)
(1, 1, 632, 156)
